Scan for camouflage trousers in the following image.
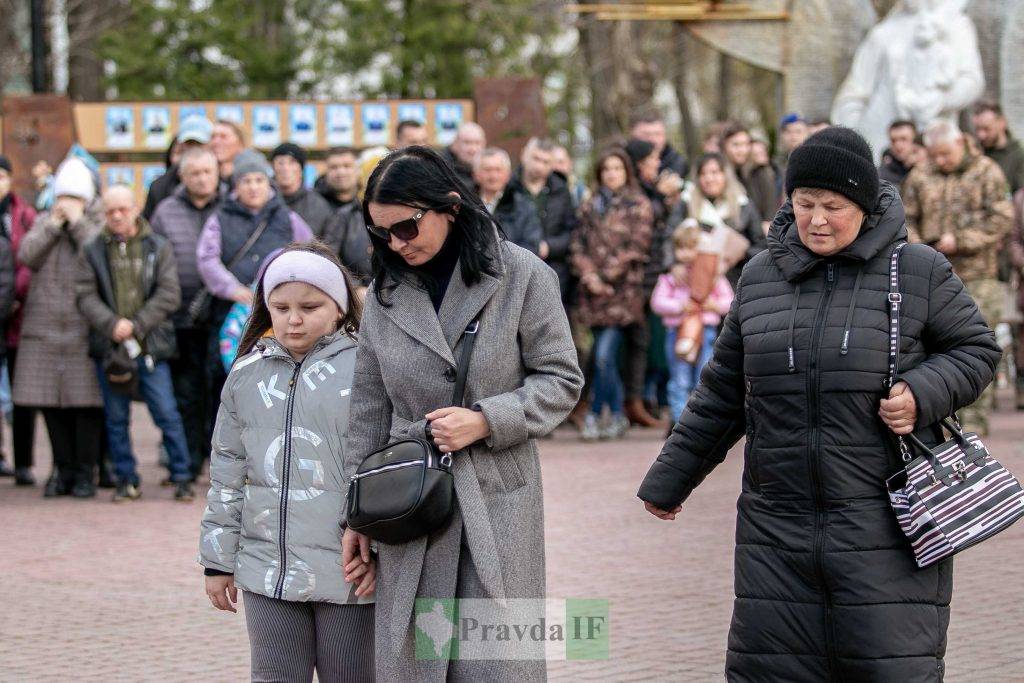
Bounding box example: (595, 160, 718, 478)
(959, 279, 1005, 435)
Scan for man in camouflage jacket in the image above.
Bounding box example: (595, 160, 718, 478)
(903, 122, 1014, 434)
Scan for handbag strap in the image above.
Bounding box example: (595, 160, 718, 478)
(886, 243, 914, 463)
(225, 219, 271, 272)
(886, 243, 969, 465)
(452, 317, 481, 407)
(886, 242, 908, 391)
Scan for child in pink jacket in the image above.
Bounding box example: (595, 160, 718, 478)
(651, 224, 735, 422)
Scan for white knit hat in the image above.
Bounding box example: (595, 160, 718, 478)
(53, 158, 96, 203)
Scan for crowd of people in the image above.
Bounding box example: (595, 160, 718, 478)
(0, 100, 1022, 504)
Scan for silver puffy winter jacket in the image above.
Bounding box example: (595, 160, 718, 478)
(199, 331, 373, 605)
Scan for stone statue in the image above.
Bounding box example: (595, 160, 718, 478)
(831, 0, 984, 160)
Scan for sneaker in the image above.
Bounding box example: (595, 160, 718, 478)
(600, 414, 630, 440)
(581, 414, 601, 442)
(113, 481, 141, 503)
(0, 458, 14, 477)
(174, 481, 195, 502)
(15, 468, 36, 486)
(71, 478, 96, 499)
(43, 472, 70, 497)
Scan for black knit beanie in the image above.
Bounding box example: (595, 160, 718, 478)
(0, 155, 11, 174)
(785, 126, 879, 213)
(271, 142, 307, 168)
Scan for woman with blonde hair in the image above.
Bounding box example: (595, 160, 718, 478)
(678, 152, 767, 285)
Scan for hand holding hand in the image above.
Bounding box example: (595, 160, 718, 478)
(342, 528, 376, 597)
(425, 406, 491, 453)
(879, 381, 917, 435)
(112, 318, 134, 343)
(644, 500, 682, 521)
(205, 574, 238, 612)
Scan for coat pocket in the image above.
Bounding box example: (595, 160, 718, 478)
(490, 448, 527, 493)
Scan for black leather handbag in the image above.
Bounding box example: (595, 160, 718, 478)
(346, 317, 480, 544)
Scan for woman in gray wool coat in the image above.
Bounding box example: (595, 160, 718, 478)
(343, 146, 583, 681)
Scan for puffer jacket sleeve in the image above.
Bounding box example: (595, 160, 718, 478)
(897, 249, 1001, 429)
(199, 380, 247, 574)
(472, 260, 584, 451)
(637, 279, 747, 510)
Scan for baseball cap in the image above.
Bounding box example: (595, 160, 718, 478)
(178, 115, 214, 144)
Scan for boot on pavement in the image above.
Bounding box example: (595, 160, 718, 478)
(624, 397, 665, 428)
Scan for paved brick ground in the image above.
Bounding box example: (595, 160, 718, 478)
(1, 397, 1022, 682)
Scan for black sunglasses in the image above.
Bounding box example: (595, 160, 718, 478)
(365, 209, 428, 243)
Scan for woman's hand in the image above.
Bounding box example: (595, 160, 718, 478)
(205, 574, 238, 613)
(879, 381, 917, 435)
(231, 287, 254, 306)
(644, 501, 682, 521)
(425, 407, 491, 453)
(342, 528, 376, 597)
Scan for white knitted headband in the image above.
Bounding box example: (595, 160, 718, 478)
(262, 251, 349, 313)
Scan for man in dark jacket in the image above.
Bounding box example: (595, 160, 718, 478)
(630, 109, 689, 178)
(322, 199, 372, 287)
(878, 120, 918, 187)
(973, 100, 1024, 193)
(474, 147, 541, 254)
(150, 147, 221, 482)
(75, 185, 193, 503)
(509, 137, 577, 302)
(441, 122, 486, 190)
(314, 147, 360, 211)
(271, 142, 333, 239)
(142, 115, 214, 220)
(639, 127, 1001, 681)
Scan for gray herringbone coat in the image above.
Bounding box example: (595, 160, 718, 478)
(344, 241, 583, 681)
(14, 209, 103, 408)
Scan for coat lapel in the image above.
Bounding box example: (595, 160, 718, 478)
(379, 278, 456, 366)
(437, 260, 501, 350)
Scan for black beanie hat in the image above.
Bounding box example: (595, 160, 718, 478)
(270, 142, 307, 168)
(0, 155, 11, 175)
(785, 126, 879, 214)
(624, 138, 655, 165)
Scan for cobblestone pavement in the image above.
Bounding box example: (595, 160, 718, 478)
(2, 398, 1022, 682)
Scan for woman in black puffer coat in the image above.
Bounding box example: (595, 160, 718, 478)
(638, 127, 1002, 682)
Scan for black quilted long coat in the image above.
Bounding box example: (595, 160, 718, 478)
(638, 183, 1001, 681)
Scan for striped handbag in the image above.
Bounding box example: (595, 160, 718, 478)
(884, 244, 1024, 568)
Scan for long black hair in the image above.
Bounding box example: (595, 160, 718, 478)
(361, 145, 502, 306)
(235, 240, 363, 360)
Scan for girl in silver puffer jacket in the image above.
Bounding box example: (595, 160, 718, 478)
(199, 242, 375, 683)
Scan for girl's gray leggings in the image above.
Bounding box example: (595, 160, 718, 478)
(243, 591, 374, 683)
